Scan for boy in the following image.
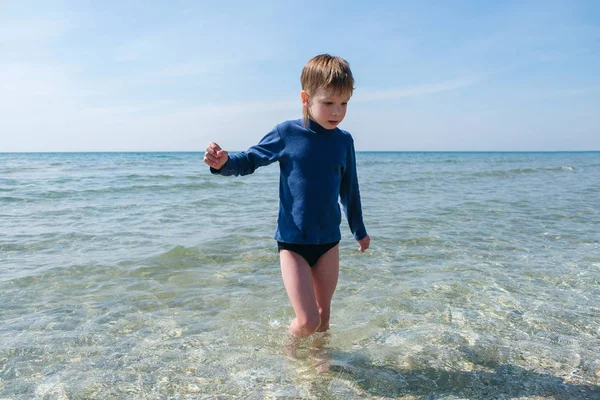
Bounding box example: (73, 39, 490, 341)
(205, 54, 370, 337)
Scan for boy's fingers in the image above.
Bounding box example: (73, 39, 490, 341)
(206, 142, 222, 157)
(208, 142, 221, 150)
(204, 146, 227, 168)
(204, 153, 218, 163)
(358, 236, 370, 253)
(205, 150, 226, 165)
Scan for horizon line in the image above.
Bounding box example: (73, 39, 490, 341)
(1, 150, 599, 154)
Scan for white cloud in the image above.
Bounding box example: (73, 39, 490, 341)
(0, 16, 70, 46)
(152, 59, 247, 78)
(552, 86, 600, 98)
(353, 77, 480, 103)
(113, 33, 166, 62)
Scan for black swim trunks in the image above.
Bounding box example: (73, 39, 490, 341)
(277, 241, 339, 267)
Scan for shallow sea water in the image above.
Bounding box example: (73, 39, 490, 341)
(1, 151, 599, 399)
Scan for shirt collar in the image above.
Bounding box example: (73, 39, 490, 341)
(307, 119, 338, 134)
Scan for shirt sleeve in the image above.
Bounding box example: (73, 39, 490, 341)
(339, 137, 368, 241)
(210, 125, 283, 176)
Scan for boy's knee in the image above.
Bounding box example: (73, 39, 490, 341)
(298, 314, 321, 335)
(318, 307, 330, 321)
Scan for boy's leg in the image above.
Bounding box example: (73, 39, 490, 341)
(280, 250, 321, 338)
(311, 245, 339, 332)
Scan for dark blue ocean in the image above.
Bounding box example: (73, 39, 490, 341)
(1, 152, 599, 399)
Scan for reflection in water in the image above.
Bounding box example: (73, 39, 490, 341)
(285, 338, 599, 399)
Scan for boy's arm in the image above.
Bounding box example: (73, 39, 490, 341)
(211, 126, 283, 176)
(339, 137, 368, 242)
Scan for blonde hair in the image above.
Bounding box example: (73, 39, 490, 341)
(300, 54, 354, 127)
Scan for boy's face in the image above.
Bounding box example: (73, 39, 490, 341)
(301, 87, 350, 130)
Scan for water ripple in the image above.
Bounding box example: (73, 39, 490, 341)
(1, 152, 599, 398)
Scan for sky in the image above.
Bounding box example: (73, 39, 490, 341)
(1, 0, 599, 152)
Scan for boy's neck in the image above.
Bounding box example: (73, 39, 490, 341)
(307, 118, 337, 133)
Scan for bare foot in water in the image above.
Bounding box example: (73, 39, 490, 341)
(283, 334, 301, 358)
(309, 333, 331, 373)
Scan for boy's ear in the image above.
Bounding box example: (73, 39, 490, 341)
(300, 91, 310, 106)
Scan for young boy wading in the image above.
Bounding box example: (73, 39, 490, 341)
(204, 54, 370, 338)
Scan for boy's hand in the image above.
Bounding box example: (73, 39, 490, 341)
(358, 235, 370, 253)
(204, 142, 228, 170)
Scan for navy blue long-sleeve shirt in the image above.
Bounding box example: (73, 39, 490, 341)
(210, 119, 367, 245)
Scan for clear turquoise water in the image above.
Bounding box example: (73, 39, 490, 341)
(1, 152, 599, 399)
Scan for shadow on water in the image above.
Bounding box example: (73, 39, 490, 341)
(295, 343, 599, 400)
